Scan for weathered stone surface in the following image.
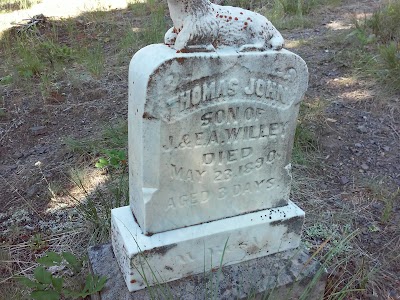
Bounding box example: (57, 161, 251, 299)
(129, 44, 308, 234)
(111, 202, 304, 292)
(89, 243, 326, 300)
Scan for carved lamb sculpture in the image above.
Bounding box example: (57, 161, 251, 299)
(165, 0, 284, 51)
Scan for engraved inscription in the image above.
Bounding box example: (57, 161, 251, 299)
(217, 178, 276, 199)
(165, 76, 291, 120)
(244, 78, 288, 103)
(202, 147, 253, 165)
(161, 98, 291, 212)
(159, 71, 296, 215)
(170, 164, 207, 183)
(166, 191, 210, 211)
(166, 78, 239, 111)
(162, 105, 289, 152)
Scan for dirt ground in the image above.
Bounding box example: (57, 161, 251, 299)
(0, 0, 399, 299)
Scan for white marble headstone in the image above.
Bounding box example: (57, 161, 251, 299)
(129, 45, 308, 235)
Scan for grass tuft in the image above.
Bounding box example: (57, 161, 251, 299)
(344, 0, 400, 92)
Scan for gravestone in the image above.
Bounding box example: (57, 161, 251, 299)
(101, 0, 316, 296)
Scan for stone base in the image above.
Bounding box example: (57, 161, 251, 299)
(111, 201, 304, 292)
(89, 243, 326, 300)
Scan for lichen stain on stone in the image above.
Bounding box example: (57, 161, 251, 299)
(142, 112, 157, 120)
(165, 265, 174, 271)
(142, 243, 178, 256)
(270, 215, 303, 235)
(246, 244, 260, 255)
(176, 56, 186, 64)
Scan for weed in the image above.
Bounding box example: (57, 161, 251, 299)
(128, 0, 158, 16)
(68, 165, 128, 243)
(64, 121, 129, 243)
(367, 179, 399, 223)
(17, 251, 106, 300)
(65, 120, 128, 155)
(95, 149, 127, 169)
(368, 0, 400, 44)
(0, 107, 6, 118)
(38, 40, 75, 66)
(0, 93, 5, 118)
(80, 44, 104, 78)
(278, 0, 318, 15)
(292, 124, 318, 165)
(35, 161, 57, 199)
(347, 1, 400, 92)
(378, 42, 400, 90)
(28, 233, 48, 251)
(139, 5, 168, 45)
(117, 29, 138, 65)
(15, 35, 44, 78)
(222, 0, 258, 9)
(0, 74, 13, 84)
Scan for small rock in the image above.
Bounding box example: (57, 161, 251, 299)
(355, 143, 362, 148)
(30, 126, 47, 136)
(24, 225, 35, 231)
(361, 163, 369, 170)
(389, 289, 399, 298)
(26, 185, 39, 197)
(383, 146, 390, 152)
(35, 146, 48, 154)
(372, 203, 383, 210)
(48, 265, 66, 274)
(357, 125, 368, 133)
(340, 176, 349, 185)
(13, 152, 24, 159)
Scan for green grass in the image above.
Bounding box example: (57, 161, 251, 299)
(222, 0, 342, 30)
(132, 1, 168, 46)
(342, 0, 400, 92)
(64, 121, 129, 243)
(0, 0, 41, 13)
(80, 43, 104, 78)
(292, 124, 318, 165)
(291, 100, 324, 165)
(0, 1, 397, 299)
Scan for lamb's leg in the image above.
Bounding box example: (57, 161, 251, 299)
(174, 26, 191, 50)
(164, 27, 177, 46)
(239, 42, 266, 52)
